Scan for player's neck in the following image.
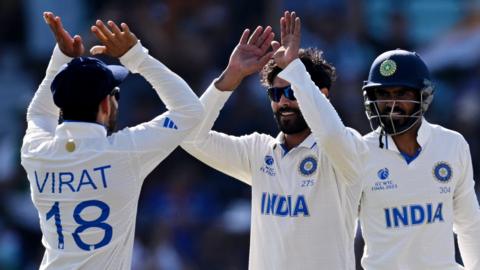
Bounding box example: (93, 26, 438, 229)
(283, 129, 311, 150)
(392, 123, 421, 156)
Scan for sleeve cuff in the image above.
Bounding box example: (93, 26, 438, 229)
(50, 44, 73, 69)
(277, 58, 307, 85)
(199, 80, 233, 107)
(119, 40, 149, 73)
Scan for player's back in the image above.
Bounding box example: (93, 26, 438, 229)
(21, 122, 147, 270)
(359, 120, 468, 270)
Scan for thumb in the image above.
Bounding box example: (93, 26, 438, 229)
(258, 51, 274, 67)
(90, 45, 107, 55)
(271, 40, 281, 52)
(73, 35, 84, 52)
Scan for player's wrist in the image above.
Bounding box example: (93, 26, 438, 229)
(214, 66, 244, 91)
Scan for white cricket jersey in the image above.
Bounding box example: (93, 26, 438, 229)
(359, 122, 480, 270)
(269, 59, 480, 270)
(181, 59, 368, 270)
(20, 42, 204, 270)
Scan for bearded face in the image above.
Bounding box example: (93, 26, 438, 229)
(273, 106, 308, 134)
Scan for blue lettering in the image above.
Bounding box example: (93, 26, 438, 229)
(385, 203, 444, 228)
(266, 194, 278, 215)
(35, 171, 49, 193)
(59, 172, 75, 193)
(433, 203, 444, 222)
(94, 165, 111, 188)
(410, 205, 425, 225)
(261, 193, 309, 217)
(385, 208, 391, 228)
(261, 192, 266, 214)
(293, 195, 309, 216)
(275, 196, 289, 216)
(76, 169, 97, 192)
(427, 203, 433, 223)
(392, 206, 409, 227)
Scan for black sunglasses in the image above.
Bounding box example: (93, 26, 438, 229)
(110, 87, 120, 101)
(267, 85, 296, 102)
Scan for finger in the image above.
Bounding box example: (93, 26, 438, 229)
(294, 17, 301, 36)
(90, 45, 107, 55)
(280, 17, 287, 44)
(96, 20, 114, 39)
(247, 26, 263, 45)
(120, 23, 131, 35)
(258, 51, 274, 67)
(284, 11, 290, 34)
(260, 32, 275, 53)
(239, 29, 250, 45)
(91, 25, 109, 42)
(271, 40, 281, 52)
(255, 26, 272, 47)
(108, 20, 122, 36)
(43, 12, 54, 24)
(291, 12, 296, 34)
(72, 35, 84, 54)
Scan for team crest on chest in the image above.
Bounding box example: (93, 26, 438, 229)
(298, 156, 317, 177)
(433, 161, 452, 183)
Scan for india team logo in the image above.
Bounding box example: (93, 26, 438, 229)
(380, 59, 397, 76)
(433, 162, 452, 183)
(377, 168, 389, 180)
(298, 156, 318, 177)
(264, 155, 274, 166)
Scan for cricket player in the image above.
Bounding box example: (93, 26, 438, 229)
(181, 11, 367, 269)
(20, 12, 204, 269)
(358, 49, 480, 269)
(270, 12, 480, 270)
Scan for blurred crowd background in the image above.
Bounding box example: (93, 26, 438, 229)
(1, 0, 480, 269)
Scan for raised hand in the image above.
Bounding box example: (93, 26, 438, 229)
(272, 11, 301, 69)
(43, 11, 84, 58)
(90, 20, 138, 58)
(215, 26, 275, 91)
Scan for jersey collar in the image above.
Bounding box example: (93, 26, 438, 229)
(55, 121, 107, 139)
(272, 132, 317, 156)
(381, 117, 432, 153)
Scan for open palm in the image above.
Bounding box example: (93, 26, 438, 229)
(272, 11, 301, 69)
(228, 26, 275, 78)
(44, 12, 84, 58)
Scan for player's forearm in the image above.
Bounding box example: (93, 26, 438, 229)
(182, 81, 232, 145)
(119, 41, 204, 120)
(27, 45, 71, 123)
(277, 59, 367, 182)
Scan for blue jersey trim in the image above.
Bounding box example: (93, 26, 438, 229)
(400, 147, 422, 164)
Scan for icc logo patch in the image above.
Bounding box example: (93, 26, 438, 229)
(377, 168, 389, 180)
(433, 162, 452, 183)
(264, 155, 274, 166)
(298, 156, 318, 177)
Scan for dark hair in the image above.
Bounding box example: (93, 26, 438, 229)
(61, 105, 99, 122)
(260, 48, 336, 90)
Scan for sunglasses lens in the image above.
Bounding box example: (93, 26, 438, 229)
(267, 86, 295, 102)
(284, 86, 295, 101)
(267, 88, 281, 102)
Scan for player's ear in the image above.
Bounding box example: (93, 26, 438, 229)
(99, 96, 111, 115)
(320, 87, 329, 98)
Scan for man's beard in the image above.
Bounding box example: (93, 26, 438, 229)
(107, 107, 118, 135)
(273, 107, 309, 134)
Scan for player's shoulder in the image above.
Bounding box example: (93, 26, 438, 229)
(362, 130, 381, 146)
(239, 132, 276, 146)
(427, 121, 467, 145)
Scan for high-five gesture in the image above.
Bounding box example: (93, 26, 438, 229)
(272, 11, 301, 69)
(90, 20, 138, 58)
(215, 26, 275, 91)
(43, 12, 84, 58)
